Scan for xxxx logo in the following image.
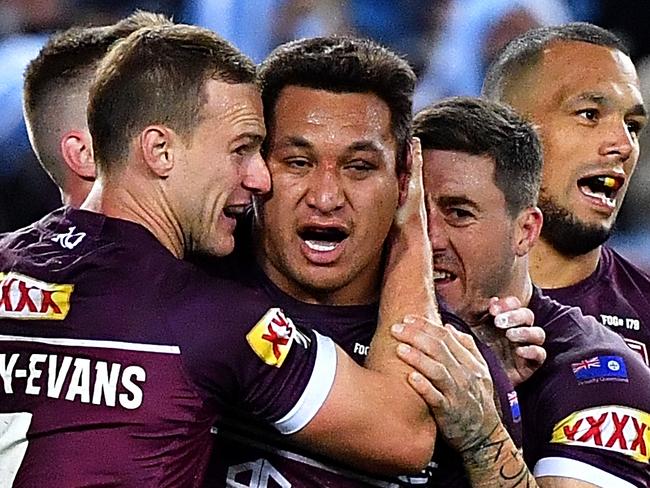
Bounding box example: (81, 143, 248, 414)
(551, 406, 650, 463)
(0, 272, 73, 320)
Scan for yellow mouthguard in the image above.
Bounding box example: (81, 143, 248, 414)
(602, 176, 617, 188)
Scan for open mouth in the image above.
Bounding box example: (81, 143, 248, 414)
(577, 175, 624, 207)
(223, 204, 252, 219)
(433, 269, 456, 284)
(298, 226, 349, 252)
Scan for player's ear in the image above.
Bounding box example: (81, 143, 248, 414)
(139, 125, 176, 178)
(514, 206, 543, 256)
(61, 130, 95, 180)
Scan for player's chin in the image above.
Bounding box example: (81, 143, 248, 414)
(200, 229, 236, 258)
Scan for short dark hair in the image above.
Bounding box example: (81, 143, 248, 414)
(413, 96, 542, 216)
(23, 11, 172, 186)
(483, 22, 629, 102)
(258, 36, 416, 172)
(88, 23, 257, 173)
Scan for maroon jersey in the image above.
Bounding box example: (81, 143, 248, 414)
(0, 208, 336, 487)
(205, 262, 522, 487)
(519, 288, 650, 487)
(543, 245, 650, 366)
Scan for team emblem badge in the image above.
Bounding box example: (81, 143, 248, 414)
(247, 308, 296, 367)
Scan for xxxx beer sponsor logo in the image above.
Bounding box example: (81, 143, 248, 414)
(0, 272, 73, 320)
(551, 405, 650, 463)
(247, 308, 309, 368)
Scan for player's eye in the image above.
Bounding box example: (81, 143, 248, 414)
(286, 158, 311, 169)
(626, 119, 643, 136)
(577, 108, 599, 122)
(446, 207, 474, 226)
(344, 159, 376, 173)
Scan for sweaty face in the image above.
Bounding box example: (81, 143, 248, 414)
(258, 86, 400, 305)
(511, 41, 647, 256)
(179, 80, 269, 257)
(423, 150, 519, 323)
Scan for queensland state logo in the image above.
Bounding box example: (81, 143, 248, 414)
(0, 272, 73, 320)
(247, 308, 297, 367)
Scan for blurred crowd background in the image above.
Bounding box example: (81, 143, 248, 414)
(1, 0, 649, 269)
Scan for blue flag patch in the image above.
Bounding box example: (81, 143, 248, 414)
(571, 355, 628, 384)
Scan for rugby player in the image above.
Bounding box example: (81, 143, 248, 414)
(22, 10, 173, 208)
(204, 36, 544, 487)
(482, 22, 650, 366)
(16, 19, 542, 486)
(403, 96, 650, 487)
(0, 24, 449, 486)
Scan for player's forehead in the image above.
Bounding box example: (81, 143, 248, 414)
(269, 86, 395, 149)
(199, 80, 265, 137)
(423, 149, 500, 204)
(533, 40, 642, 107)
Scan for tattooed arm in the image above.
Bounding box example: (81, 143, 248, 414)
(460, 423, 536, 487)
(392, 315, 602, 487)
(391, 315, 537, 487)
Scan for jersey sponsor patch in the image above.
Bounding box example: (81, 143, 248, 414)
(0, 272, 73, 320)
(247, 308, 297, 367)
(571, 355, 627, 384)
(551, 405, 650, 463)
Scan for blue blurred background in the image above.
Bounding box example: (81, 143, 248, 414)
(1, 0, 648, 268)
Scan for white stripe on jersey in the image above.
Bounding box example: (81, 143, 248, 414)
(534, 457, 637, 488)
(0, 334, 180, 354)
(274, 331, 336, 435)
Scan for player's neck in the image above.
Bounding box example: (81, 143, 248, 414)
(530, 237, 601, 289)
(82, 176, 185, 259)
(61, 178, 94, 209)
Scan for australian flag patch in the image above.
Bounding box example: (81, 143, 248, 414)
(571, 355, 628, 384)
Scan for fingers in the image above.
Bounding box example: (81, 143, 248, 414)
(407, 371, 445, 409)
(396, 341, 455, 397)
(410, 137, 423, 188)
(391, 316, 490, 391)
(505, 325, 545, 345)
(447, 324, 482, 361)
(490, 296, 535, 330)
(392, 316, 460, 371)
(515, 344, 546, 365)
(395, 137, 425, 224)
(494, 308, 535, 329)
(489, 295, 521, 315)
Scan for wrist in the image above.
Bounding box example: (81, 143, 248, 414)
(459, 420, 510, 468)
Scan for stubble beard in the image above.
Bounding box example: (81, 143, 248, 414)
(538, 192, 613, 257)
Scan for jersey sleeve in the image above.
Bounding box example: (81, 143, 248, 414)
(239, 308, 337, 434)
(519, 347, 650, 487)
(175, 300, 338, 436)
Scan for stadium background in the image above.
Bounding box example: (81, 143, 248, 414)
(1, 0, 648, 269)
